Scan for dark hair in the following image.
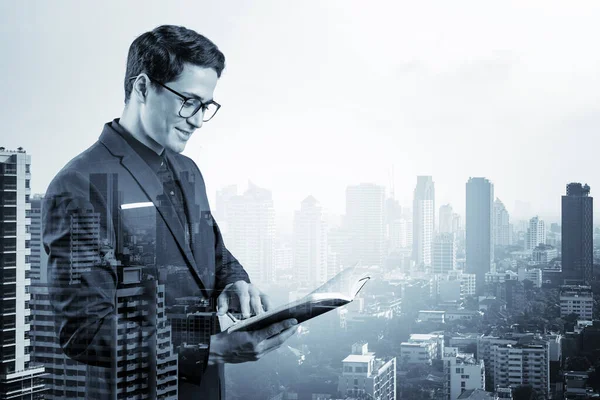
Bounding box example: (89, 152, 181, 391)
(124, 25, 225, 103)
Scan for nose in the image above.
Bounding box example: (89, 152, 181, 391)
(186, 109, 204, 129)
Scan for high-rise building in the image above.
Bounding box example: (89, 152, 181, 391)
(214, 184, 237, 225)
(562, 183, 593, 284)
(338, 342, 396, 399)
(28, 195, 48, 285)
(293, 196, 328, 287)
(0, 148, 47, 399)
(432, 233, 456, 275)
(439, 204, 453, 234)
(526, 216, 546, 251)
(442, 347, 485, 400)
(493, 198, 510, 247)
(30, 285, 87, 399)
(225, 182, 276, 285)
(89, 266, 178, 399)
(413, 176, 435, 269)
(466, 177, 494, 294)
(346, 183, 386, 267)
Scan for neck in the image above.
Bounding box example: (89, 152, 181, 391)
(119, 107, 164, 155)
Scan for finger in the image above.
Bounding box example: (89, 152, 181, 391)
(236, 286, 251, 319)
(217, 292, 229, 316)
(257, 318, 297, 341)
(249, 293, 263, 315)
(260, 292, 273, 312)
(260, 324, 299, 351)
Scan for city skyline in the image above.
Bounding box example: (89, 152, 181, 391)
(2, 2, 600, 220)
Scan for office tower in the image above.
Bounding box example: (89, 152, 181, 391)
(214, 184, 237, 224)
(273, 242, 293, 272)
(466, 177, 494, 294)
(491, 341, 550, 399)
(443, 347, 485, 400)
(338, 342, 396, 399)
(432, 233, 456, 275)
(293, 196, 328, 287)
(560, 285, 593, 320)
(89, 173, 122, 252)
(526, 216, 546, 251)
(413, 176, 435, 269)
(385, 196, 403, 254)
(88, 266, 178, 399)
(385, 197, 402, 227)
(28, 195, 48, 285)
(30, 285, 87, 399)
(0, 148, 46, 399)
(439, 204, 453, 234)
(346, 183, 386, 267)
(493, 198, 510, 247)
(225, 182, 276, 284)
(562, 183, 593, 284)
(452, 213, 461, 234)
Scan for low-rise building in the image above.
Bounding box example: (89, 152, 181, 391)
(560, 285, 593, 320)
(443, 347, 485, 400)
(338, 342, 396, 399)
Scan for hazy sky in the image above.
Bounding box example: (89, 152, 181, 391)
(2, 1, 600, 222)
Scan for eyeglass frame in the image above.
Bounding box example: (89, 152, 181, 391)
(129, 75, 221, 121)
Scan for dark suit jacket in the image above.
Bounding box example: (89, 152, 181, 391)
(42, 121, 250, 399)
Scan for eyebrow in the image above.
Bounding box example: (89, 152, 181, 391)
(181, 91, 209, 102)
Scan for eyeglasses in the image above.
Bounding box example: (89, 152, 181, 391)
(130, 75, 221, 121)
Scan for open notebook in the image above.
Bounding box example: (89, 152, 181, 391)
(226, 264, 370, 333)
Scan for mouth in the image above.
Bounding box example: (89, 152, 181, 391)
(175, 128, 193, 138)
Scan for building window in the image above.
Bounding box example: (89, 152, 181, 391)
(25, 194, 30, 203)
(25, 179, 30, 188)
(25, 164, 30, 173)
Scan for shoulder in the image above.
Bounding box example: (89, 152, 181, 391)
(46, 141, 115, 195)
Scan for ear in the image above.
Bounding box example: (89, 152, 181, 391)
(132, 74, 151, 103)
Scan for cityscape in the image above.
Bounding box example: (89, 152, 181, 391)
(2, 146, 599, 399)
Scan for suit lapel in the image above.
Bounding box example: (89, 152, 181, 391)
(165, 152, 213, 290)
(98, 124, 209, 295)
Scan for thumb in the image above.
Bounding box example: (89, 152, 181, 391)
(217, 292, 229, 316)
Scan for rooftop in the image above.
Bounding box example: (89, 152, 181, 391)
(342, 354, 375, 363)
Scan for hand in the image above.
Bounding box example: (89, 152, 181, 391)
(216, 281, 272, 319)
(208, 318, 299, 365)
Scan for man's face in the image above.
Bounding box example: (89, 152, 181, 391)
(140, 63, 218, 153)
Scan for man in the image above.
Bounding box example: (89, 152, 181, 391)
(42, 25, 297, 399)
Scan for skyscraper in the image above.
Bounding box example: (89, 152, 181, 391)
(0, 148, 47, 399)
(493, 198, 510, 247)
(439, 204, 453, 234)
(29, 195, 48, 285)
(413, 176, 435, 269)
(225, 182, 276, 285)
(293, 196, 328, 287)
(526, 216, 546, 251)
(466, 177, 494, 294)
(346, 183, 386, 267)
(432, 233, 456, 275)
(562, 183, 593, 285)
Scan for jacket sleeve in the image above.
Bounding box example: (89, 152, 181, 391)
(42, 169, 118, 368)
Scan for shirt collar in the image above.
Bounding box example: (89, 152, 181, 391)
(110, 118, 166, 174)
